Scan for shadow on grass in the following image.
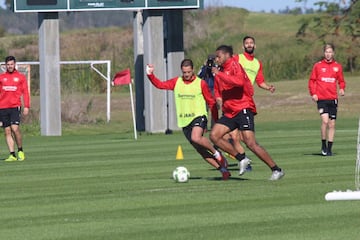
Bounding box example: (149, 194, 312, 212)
(207, 176, 249, 181)
(304, 153, 336, 156)
(186, 175, 249, 181)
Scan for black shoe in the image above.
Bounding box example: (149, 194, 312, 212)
(326, 151, 333, 156)
(321, 148, 327, 156)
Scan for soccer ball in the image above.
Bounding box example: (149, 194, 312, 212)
(172, 166, 190, 183)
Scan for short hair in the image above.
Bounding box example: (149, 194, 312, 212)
(243, 36, 255, 44)
(216, 45, 233, 56)
(5, 55, 16, 63)
(181, 59, 193, 69)
(324, 43, 335, 52)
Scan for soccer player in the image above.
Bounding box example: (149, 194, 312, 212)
(146, 59, 231, 180)
(210, 45, 284, 180)
(308, 43, 346, 156)
(0, 56, 30, 161)
(224, 35, 276, 174)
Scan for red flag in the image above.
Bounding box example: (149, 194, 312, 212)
(112, 68, 131, 86)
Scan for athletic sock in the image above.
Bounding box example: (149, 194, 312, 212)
(321, 139, 327, 149)
(235, 153, 246, 162)
(213, 150, 221, 160)
(271, 165, 281, 172)
(327, 141, 333, 152)
(218, 167, 228, 173)
(10, 152, 16, 157)
(18, 147, 23, 152)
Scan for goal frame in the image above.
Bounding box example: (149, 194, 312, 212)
(1, 60, 112, 123)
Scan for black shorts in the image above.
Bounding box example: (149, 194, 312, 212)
(217, 109, 255, 132)
(182, 115, 208, 142)
(0, 107, 21, 128)
(317, 100, 337, 120)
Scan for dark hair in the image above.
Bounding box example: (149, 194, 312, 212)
(216, 45, 233, 56)
(243, 36, 255, 44)
(181, 59, 193, 69)
(323, 43, 335, 52)
(5, 55, 16, 63)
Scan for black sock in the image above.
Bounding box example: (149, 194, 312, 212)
(10, 152, 16, 157)
(327, 141, 333, 152)
(235, 153, 246, 161)
(271, 165, 281, 172)
(322, 139, 327, 149)
(18, 147, 23, 152)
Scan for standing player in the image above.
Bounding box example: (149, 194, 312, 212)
(308, 43, 346, 156)
(210, 45, 284, 180)
(0, 56, 30, 161)
(146, 59, 230, 180)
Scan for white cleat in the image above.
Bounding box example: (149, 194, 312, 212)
(269, 170, 285, 181)
(238, 157, 250, 176)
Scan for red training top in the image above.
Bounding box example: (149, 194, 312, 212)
(214, 56, 256, 118)
(308, 59, 346, 100)
(0, 69, 30, 109)
(147, 73, 218, 122)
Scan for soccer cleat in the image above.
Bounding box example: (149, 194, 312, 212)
(4, 155, 17, 162)
(326, 151, 333, 156)
(321, 147, 327, 156)
(18, 151, 25, 161)
(269, 170, 285, 181)
(218, 152, 228, 169)
(245, 158, 252, 172)
(238, 157, 250, 176)
(222, 170, 231, 180)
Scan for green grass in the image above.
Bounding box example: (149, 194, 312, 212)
(0, 117, 359, 240)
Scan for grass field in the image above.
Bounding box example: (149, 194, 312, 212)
(0, 76, 359, 239)
(0, 117, 359, 239)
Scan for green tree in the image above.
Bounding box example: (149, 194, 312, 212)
(296, 0, 360, 72)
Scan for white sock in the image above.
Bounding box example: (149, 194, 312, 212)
(213, 150, 221, 160)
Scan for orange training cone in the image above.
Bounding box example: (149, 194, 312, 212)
(176, 145, 184, 160)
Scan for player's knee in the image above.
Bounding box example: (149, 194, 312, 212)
(191, 135, 201, 144)
(209, 131, 218, 143)
(328, 121, 336, 129)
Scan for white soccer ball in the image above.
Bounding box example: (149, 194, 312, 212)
(172, 166, 190, 183)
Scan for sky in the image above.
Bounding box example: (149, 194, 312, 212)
(204, 0, 321, 12)
(2, 1, 325, 12)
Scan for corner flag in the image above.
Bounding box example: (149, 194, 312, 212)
(112, 68, 131, 86)
(112, 68, 137, 140)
